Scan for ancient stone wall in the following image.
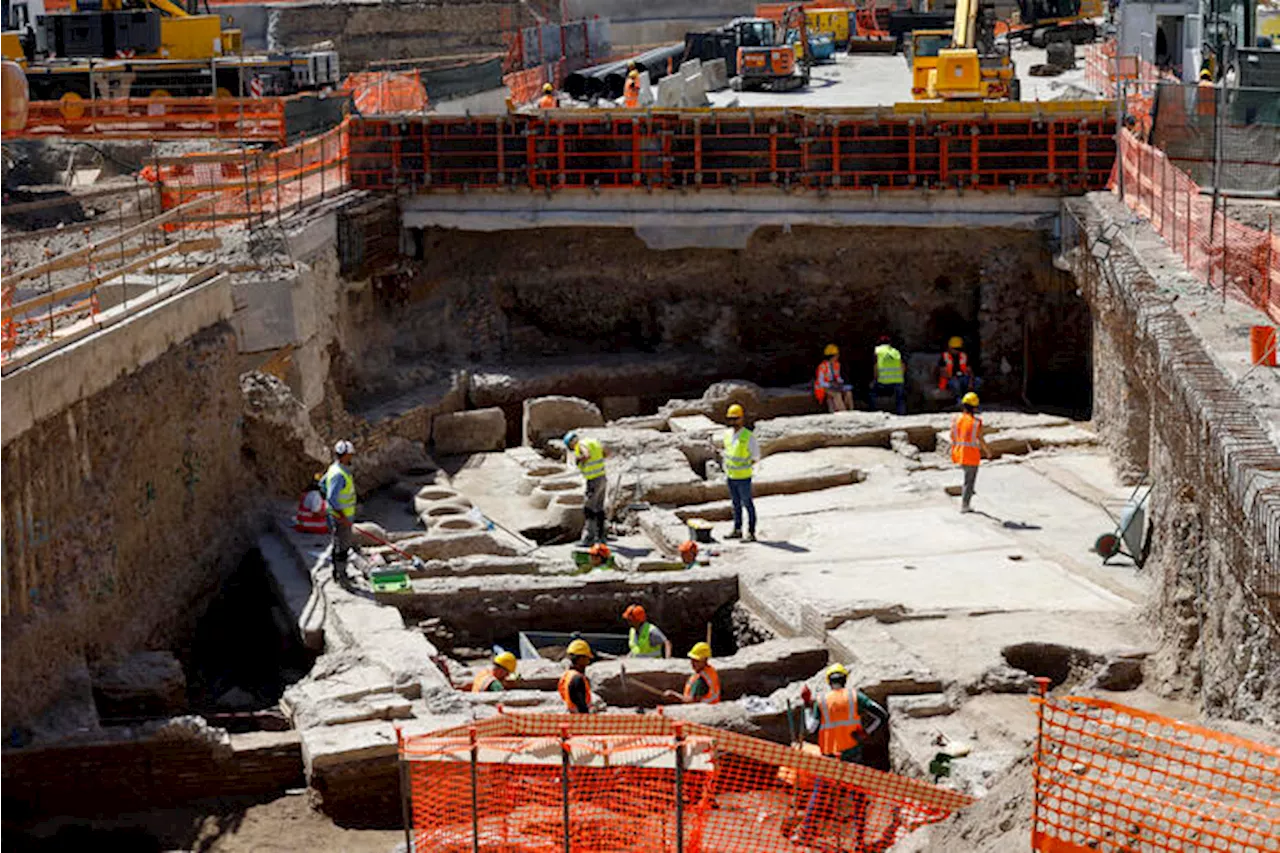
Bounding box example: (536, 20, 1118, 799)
(1, 325, 255, 733)
(1066, 195, 1280, 726)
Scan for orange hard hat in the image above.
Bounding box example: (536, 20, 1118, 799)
(623, 603, 646, 623)
(678, 540, 698, 556)
(589, 543, 611, 558)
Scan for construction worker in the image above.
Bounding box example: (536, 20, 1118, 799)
(722, 404, 759, 542)
(294, 473, 329, 535)
(937, 336, 979, 403)
(623, 604, 672, 658)
(951, 391, 991, 514)
(587, 542, 613, 568)
(795, 664, 891, 846)
(813, 344, 853, 412)
(871, 334, 907, 415)
(322, 440, 357, 585)
(678, 539, 699, 566)
(564, 430, 607, 545)
(623, 69, 641, 108)
(663, 642, 721, 704)
(558, 638, 594, 713)
(472, 651, 518, 692)
(537, 82, 557, 109)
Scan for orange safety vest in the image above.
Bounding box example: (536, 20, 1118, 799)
(558, 669, 592, 713)
(294, 490, 329, 535)
(624, 77, 640, 108)
(950, 412, 982, 467)
(472, 670, 500, 693)
(1196, 80, 1216, 117)
(813, 359, 842, 403)
(683, 665, 722, 704)
(938, 350, 970, 389)
(817, 687, 862, 756)
(538, 93, 556, 109)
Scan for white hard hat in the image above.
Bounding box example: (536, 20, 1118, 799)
(334, 439, 354, 456)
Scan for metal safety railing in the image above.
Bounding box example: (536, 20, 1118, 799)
(7, 96, 289, 144)
(347, 107, 1116, 194)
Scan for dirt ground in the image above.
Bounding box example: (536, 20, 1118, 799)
(8, 793, 402, 853)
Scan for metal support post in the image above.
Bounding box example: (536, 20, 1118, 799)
(1030, 677, 1051, 835)
(560, 725, 571, 853)
(396, 727, 414, 853)
(674, 723, 685, 853)
(470, 726, 481, 853)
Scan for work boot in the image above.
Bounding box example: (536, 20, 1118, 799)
(744, 531, 756, 542)
(725, 529, 742, 540)
(332, 562, 347, 585)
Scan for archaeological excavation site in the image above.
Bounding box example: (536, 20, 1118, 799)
(2, 0, 1279, 849)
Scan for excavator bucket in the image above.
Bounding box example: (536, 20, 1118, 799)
(847, 2, 896, 53)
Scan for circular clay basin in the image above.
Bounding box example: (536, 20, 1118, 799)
(415, 487, 456, 502)
(553, 493, 584, 506)
(425, 504, 466, 518)
(539, 480, 577, 492)
(436, 517, 480, 531)
(527, 465, 561, 478)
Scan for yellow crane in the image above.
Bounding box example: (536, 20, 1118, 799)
(911, 0, 1018, 100)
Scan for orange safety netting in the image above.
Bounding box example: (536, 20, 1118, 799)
(504, 61, 566, 106)
(1114, 129, 1280, 322)
(1032, 695, 1280, 853)
(149, 121, 349, 226)
(342, 71, 429, 115)
(399, 711, 973, 852)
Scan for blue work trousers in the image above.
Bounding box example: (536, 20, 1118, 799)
(728, 477, 756, 534)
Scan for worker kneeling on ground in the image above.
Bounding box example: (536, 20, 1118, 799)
(664, 642, 721, 704)
(795, 664, 891, 846)
(473, 651, 518, 692)
(587, 542, 614, 569)
(722, 404, 759, 542)
(871, 334, 906, 415)
(938, 336, 980, 404)
(538, 82, 557, 109)
(323, 440, 358, 586)
(623, 603, 672, 659)
(679, 539, 699, 566)
(558, 638, 594, 713)
(564, 430, 608, 545)
(294, 473, 329, 535)
(814, 344, 854, 412)
(951, 392, 991, 514)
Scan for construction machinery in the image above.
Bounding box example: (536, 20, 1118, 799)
(911, 0, 1017, 99)
(1006, 0, 1101, 46)
(1, 0, 338, 103)
(733, 4, 814, 90)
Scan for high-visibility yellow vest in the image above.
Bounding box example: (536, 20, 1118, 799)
(724, 428, 754, 480)
(875, 344, 905, 385)
(576, 438, 606, 481)
(322, 462, 356, 518)
(629, 622, 661, 657)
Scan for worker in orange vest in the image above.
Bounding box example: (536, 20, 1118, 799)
(937, 336, 979, 403)
(664, 642, 721, 703)
(623, 69, 641, 108)
(813, 343, 853, 412)
(472, 651, 518, 692)
(951, 391, 992, 513)
(557, 638, 594, 713)
(1196, 66, 1216, 118)
(538, 82, 557, 109)
(794, 664, 891, 846)
(293, 473, 329, 535)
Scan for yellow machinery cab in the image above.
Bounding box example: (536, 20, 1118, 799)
(805, 7, 850, 45)
(910, 0, 1016, 100)
(908, 29, 950, 98)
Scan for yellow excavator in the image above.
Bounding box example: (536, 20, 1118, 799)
(910, 0, 1017, 100)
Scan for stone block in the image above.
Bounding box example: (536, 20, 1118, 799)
(352, 436, 434, 492)
(703, 58, 728, 91)
(601, 395, 642, 421)
(668, 414, 720, 434)
(522, 395, 604, 447)
(1090, 657, 1144, 691)
(382, 532, 517, 562)
(300, 719, 399, 777)
(91, 651, 187, 718)
(432, 407, 507, 455)
(888, 692, 955, 718)
(680, 71, 709, 107)
(656, 74, 684, 107)
(680, 58, 702, 80)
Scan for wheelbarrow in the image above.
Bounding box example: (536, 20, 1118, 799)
(1092, 474, 1153, 568)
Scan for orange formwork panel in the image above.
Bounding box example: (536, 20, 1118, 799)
(398, 710, 973, 853)
(5, 96, 287, 144)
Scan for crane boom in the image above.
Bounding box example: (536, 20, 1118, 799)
(952, 0, 978, 49)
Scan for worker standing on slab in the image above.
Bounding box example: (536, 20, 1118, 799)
(564, 430, 608, 545)
(814, 344, 854, 412)
(722, 404, 759, 542)
(623, 69, 641, 107)
(537, 82, 557, 109)
(871, 334, 907, 415)
(951, 392, 992, 514)
(938, 336, 980, 403)
(472, 651, 518, 692)
(664, 642, 721, 704)
(322, 440, 358, 586)
(796, 664, 891, 846)
(623, 604, 672, 659)
(558, 638, 594, 713)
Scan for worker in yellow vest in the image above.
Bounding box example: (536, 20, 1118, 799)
(871, 334, 907, 415)
(951, 392, 992, 513)
(664, 642, 721, 704)
(557, 638, 594, 713)
(472, 651, 518, 692)
(623, 604, 672, 658)
(322, 440, 358, 586)
(722, 404, 759, 542)
(564, 430, 608, 545)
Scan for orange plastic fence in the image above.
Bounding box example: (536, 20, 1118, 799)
(5, 97, 287, 143)
(505, 60, 567, 106)
(343, 71, 429, 115)
(1114, 129, 1280, 322)
(1031, 694, 1280, 853)
(1082, 40, 1175, 137)
(152, 120, 349, 224)
(399, 710, 973, 853)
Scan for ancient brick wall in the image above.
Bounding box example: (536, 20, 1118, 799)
(1, 325, 254, 732)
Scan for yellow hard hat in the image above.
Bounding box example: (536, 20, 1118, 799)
(823, 343, 839, 356)
(629, 69, 639, 78)
(825, 663, 849, 682)
(726, 403, 744, 419)
(543, 82, 553, 93)
(494, 651, 518, 673)
(948, 336, 964, 349)
(688, 641, 712, 661)
(962, 392, 980, 406)
(567, 638, 593, 658)
(1199, 67, 1212, 81)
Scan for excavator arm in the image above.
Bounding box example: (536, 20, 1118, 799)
(952, 0, 978, 49)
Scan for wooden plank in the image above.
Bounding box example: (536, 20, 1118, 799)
(4, 244, 181, 319)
